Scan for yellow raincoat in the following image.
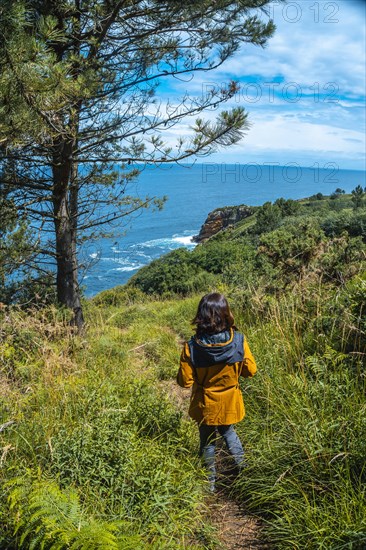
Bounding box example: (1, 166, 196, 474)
(177, 328, 257, 425)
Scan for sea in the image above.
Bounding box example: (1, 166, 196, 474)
(81, 163, 366, 297)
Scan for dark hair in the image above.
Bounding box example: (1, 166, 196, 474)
(192, 292, 234, 335)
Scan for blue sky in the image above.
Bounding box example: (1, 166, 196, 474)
(158, 0, 366, 170)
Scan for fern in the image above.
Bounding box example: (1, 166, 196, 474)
(7, 475, 142, 549)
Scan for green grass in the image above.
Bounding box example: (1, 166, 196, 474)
(233, 288, 366, 549)
(1, 194, 365, 548)
(0, 302, 212, 548)
(1, 285, 365, 548)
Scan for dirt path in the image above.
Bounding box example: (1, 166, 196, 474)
(163, 381, 271, 549)
(208, 495, 270, 549)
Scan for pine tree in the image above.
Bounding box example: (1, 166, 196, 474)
(0, 0, 276, 326)
(0, 182, 38, 304)
(351, 185, 365, 209)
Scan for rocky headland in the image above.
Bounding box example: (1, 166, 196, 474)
(193, 204, 253, 242)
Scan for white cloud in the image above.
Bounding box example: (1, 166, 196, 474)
(155, 0, 366, 168)
(210, 1, 365, 95)
(243, 114, 365, 154)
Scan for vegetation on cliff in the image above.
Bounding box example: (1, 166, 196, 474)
(129, 193, 366, 298)
(1, 191, 365, 548)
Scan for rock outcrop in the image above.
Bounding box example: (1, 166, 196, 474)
(193, 205, 253, 243)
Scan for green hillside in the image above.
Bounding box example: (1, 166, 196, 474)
(1, 192, 365, 549)
(128, 193, 366, 299)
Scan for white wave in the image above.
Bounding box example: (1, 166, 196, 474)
(134, 238, 172, 248)
(133, 251, 151, 259)
(134, 233, 197, 249)
(111, 265, 145, 272)
(172, 235, 195, 245)
(100, 256, 138, 264)
(89, 252, 99, 259)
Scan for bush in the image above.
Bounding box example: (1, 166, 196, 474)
(274, 197, 301, 217)
(257, 222, 324, 281)
(253, 201, 283, 234)
(129, 248, 201, 295)
(50, 416, 201, 533)
(321, 209, 366, 239)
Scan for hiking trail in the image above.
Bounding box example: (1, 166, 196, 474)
(163, 380, 271, 550)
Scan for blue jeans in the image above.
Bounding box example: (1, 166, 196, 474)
(199, 424, 244, 483)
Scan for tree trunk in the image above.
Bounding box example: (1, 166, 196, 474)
(52, 140, 84, 328)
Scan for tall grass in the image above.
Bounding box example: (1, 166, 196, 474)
(233, 279, 366, 549)
(0, 300, 211, 548)
(1, 275, 365, 548)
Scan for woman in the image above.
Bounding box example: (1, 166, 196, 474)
(177, 292, 257, 491)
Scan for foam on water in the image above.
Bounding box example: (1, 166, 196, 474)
(86, 231, 197, 289)
(134, 232, 197, 250)
(111, 265, 145, 272)
(99, 256, 140, 264)
(172, 235, 195, 246)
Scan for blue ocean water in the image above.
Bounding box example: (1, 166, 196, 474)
(82, 163, 365, 296)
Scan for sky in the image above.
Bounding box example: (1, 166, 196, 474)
(158, 0, 366, 171)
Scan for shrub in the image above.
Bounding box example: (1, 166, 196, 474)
(193, 240, 244, 274)
(257, 222, 324, 281)
(253, 201, 283, 234)
(320, 209, 366, 239)
(274, 197, 300, 216)
(50, 417, 201, 534)
(129, 248, 200, 295)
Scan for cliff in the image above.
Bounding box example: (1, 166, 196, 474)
(193, 204, 253, 242)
